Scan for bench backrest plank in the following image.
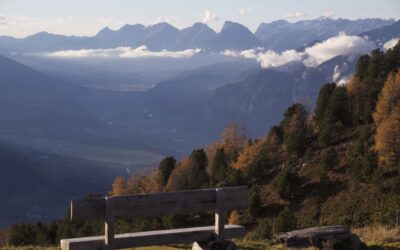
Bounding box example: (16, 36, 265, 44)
(71, 186, 248, 221)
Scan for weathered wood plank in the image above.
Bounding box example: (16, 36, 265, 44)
(104, 197, 115, 250)
(71, 186, 248, 221)
(273, 225, 351, 248)
(214, 188, 226, 239)
(60, 225, 245, 250)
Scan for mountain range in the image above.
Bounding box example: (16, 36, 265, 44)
(0, 18, 397, 53)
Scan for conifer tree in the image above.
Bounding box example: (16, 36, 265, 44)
(158, 156, 176, 187)
(110, 176, 126, 196)
(209, 148, 229, 186)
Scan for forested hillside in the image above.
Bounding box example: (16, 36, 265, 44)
(4, 41, 400, 248)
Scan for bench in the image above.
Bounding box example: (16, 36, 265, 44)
(60, 186, 248, 250)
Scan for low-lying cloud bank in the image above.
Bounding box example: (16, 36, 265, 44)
(45, 45, 201, 58)
(222, 33, 376, 68)
(383, 38, 399, 51)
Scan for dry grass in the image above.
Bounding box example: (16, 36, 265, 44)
(353, 226, 400, 244)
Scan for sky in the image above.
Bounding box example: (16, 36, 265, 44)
(0, 0, 399, 38)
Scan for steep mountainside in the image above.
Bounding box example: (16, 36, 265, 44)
(205, 55, 355, 136)
(255, 18, 395, 51)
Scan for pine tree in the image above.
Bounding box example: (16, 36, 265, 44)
(188, 149, 209, 189)
(314, 83, 336, 125)
(281, 103, 308, 156)
(158, 156, 176, 187)
(273, 207, 297, 233)
(209, 148, 229, 186)
(248, 186, 262, 218)
(272, 168, 301, 199)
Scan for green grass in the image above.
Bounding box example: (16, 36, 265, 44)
(2, 241, 400, 250)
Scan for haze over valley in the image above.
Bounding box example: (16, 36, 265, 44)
(1, 3, 400, 227)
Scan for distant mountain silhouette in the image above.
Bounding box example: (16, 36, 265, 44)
(358, 20, 400, 45)
(255, 18, 395, 51)
(207, 21, 260, 50)
(175, 22, 217, 50)
(0, 18, 395, 53)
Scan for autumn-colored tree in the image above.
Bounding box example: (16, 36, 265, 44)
(205, 123, 247, 176)
(375, 108, 400, 168)
(219, 123, 247, 163)
(126, 171, 160, 194)
(110, 176, 126, 196)
(373, 72, 400, 125)
(233, 138, 265, 171)
(374, 71, 400, 168)
(166, 157, 191, 191)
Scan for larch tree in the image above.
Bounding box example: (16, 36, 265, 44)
(375, 107, 400, 168)
(110, 176, 126, 196)
(374, 71, 400, 168)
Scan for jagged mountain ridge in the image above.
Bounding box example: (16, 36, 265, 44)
(0, 18, 396, 53)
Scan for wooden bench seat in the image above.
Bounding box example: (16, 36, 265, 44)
(61, 224, 245, 250)
(61, 186, 249, 250)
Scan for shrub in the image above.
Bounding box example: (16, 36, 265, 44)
(273, 207, 297, 233)
(272, 168, 301, 200)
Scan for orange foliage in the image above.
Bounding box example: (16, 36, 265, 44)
(374, 71, 400, 167)
(126, 171, 160, 194)
(166, 157, 191, 191)
(110, 176, 126, 196)
(233, 138, 265, 170)
(375, 107, 400, 167)
(373, 71, 400, 125)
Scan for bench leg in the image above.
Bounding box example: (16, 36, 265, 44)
(192, 240, 237, 250)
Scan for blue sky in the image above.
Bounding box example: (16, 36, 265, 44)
(0, 0, 399, 37)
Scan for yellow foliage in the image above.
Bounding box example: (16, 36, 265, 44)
(233, 139, 265, 170)
(373, 71, 400, 125)
(374, 71, 400, 167)
(219, 123, 247, 162)
(228, 210, 240, 225)
(346, 76, 361, 95)
(375, 107, 400, 167)
(165, 157, 191, 191)
(110, 176, 126, 196)
(125, 171, 160, 195)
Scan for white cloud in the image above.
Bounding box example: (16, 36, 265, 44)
(43, 46, 201, 58)
(201, 10, 218, 23)
(283, 12, 306, 19)
(257, 50, 304, 68)
(303, 32, 375, 66)
(337, 75, 352, 86)
(321, 11, 335, 18)
(222, 48, 303, 67)
(383, 38, 400, 51)
(238, 8, 253, 17)
(152, 16, 180, 26)
(222, 33, 376, 68)
(332, 65, 341, 82)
